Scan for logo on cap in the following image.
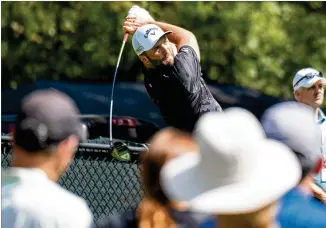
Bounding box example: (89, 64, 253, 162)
(144, 28, 158, 38)
(136, 45, 144, 53)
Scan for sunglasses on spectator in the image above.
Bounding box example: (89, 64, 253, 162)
(294, 71, 324, 87)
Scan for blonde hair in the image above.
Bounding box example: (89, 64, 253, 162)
(137, 127, 198, 228)
(137, 198, 177, 228)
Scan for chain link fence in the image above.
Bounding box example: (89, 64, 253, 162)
(1, 136, 147, 220)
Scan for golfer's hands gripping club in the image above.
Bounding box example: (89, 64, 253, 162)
(123, 5, 155, 35)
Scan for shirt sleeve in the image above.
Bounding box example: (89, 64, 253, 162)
(75, 199, 94, 228)
(171, 45, 202, 94)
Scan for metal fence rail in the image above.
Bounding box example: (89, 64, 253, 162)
(1, 136, 147, 220)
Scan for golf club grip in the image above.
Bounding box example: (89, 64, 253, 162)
(123, 33, 129, 42)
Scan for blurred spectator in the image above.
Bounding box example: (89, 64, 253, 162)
(1, 89, 93, 228)
(96, 127, 213, 228)
(293, 67, 326, 197)
(261, 101, 326, 227)
(160, 108, 301, 228)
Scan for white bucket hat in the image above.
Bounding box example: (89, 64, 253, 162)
(160, 108, 301, 214)
(293, 67, 326, 91)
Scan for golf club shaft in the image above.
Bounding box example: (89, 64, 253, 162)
(109, 33, 129, 145)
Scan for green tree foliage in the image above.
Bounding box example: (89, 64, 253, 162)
(2, 2, 326, 101)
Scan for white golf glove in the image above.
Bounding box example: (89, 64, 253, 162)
(127, 5, 154, 22)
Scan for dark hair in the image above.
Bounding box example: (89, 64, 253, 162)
(293, 151, 316, 181)
(143, 158, 170, 205)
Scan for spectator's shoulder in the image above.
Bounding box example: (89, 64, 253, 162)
(278, 189, 326, 228)
(55, 183, 93, 212)
(2, 172, 93, 227)
(39, 182, 93, 227)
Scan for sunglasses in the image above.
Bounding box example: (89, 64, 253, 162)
(294, 71, 323, 87)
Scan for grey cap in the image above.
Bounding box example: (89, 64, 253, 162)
(14, 89, 87, 152)
(261, 101, 321, 178)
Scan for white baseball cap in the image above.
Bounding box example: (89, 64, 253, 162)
(160, 108, 301, 214)
(132, 24, 172, 56)
(293, 67, 325, 91)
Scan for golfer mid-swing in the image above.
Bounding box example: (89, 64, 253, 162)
(123, 6, 222, 132)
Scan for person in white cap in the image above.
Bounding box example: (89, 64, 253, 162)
(160, 108, 301, 228)
(293, 67, 326, 199)
(123, 6, 222, 133)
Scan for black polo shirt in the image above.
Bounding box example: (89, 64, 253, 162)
(143, 45, 222, 132)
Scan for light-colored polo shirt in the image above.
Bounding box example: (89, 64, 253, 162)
(315, 108, 326, 191)
(2, 168, 93, 228)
